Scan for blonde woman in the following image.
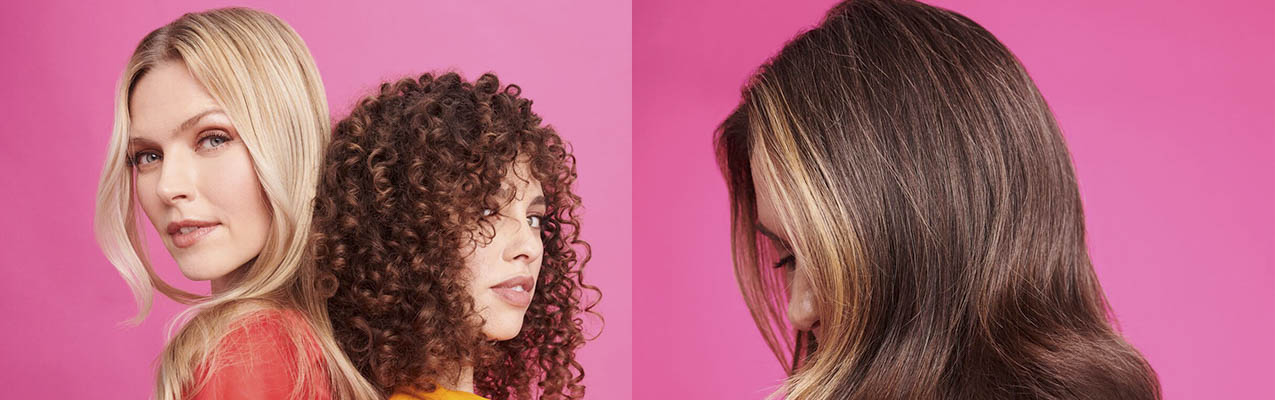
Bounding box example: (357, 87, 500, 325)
(716, 0, 1161, 398)
(94, 8, 378, 400)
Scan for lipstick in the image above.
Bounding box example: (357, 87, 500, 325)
(490, 275, 535, 307)
(167, 219, 220, 248)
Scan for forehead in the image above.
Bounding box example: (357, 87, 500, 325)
(128, 62, 220, 138)
(498, 160, 544, 199)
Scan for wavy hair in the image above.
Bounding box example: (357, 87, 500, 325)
(92, 8, 378, 400)
(716, 0, 1160, 398)
(313, 72, 597, 399)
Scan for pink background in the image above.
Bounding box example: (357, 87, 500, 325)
(2, 1, 1273, 399)
(634, 0, 1274, 399)
(0, 1, 630, 399)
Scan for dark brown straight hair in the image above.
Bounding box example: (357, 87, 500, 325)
(715, 0, 1161, 398)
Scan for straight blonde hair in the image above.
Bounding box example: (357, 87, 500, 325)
(717, 0, 1160, 398)
(93, 8, 379, 400)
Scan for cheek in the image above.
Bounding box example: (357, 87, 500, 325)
(464, 238, 499, 292)
(202, 148, 271, 245)
(532, 237, 545, 275)
(132, 173, 165, 229)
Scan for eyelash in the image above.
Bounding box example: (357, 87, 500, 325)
(773, 255, 796, 270)
(481, 208, 547, 230)
(128, 150, 159, 167)
(128, 131, 233, 167)
(197, 132, 232, 150)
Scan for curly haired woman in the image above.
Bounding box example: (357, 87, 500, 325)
(311, 72, 598, 400)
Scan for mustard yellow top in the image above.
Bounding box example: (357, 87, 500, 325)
(389, 386, 488, 400)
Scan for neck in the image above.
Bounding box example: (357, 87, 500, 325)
(440, 364, 475, 393)
(210, 261, 253, 295)
(210, 276, 230, 294)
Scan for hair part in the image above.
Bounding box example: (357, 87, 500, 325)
(716, 0, 1160, 398)
(93, 8, 379, 400)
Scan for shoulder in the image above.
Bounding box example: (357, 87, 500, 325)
(391, 386, 490, 400)
(210, 309, 319, 366)
(190, 309, 331, 400)
(222, 309, 312, 348)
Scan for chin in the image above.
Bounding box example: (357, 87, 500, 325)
(484, 317, 527, 341)
(174, 258, 239, 282)
(177, 267, 224, 282)
(487, 331, 519, 341)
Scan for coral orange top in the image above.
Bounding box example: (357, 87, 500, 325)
(389, 386, 488, 400)
(189, 309, 331, 400)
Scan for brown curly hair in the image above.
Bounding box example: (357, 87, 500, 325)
(311, 72, 598, 400)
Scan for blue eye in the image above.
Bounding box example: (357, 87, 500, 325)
(527, 215, 543, 229)
(481, 208, 497, 218)
(198, 133, 231, 150)
(132, 151, 161, 167)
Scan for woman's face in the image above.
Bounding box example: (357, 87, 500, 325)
(751, 161, 822, 338)
(464, 161, 546, 341)
(128, 62, 272, 290)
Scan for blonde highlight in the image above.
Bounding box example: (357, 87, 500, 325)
(716, 0, 1161, 398)
(93, 8, 379, 400)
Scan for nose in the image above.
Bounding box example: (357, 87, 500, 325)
(155, 152, 197, 205)
(787, 268, 819, 331)
(502, 216, 544, 266)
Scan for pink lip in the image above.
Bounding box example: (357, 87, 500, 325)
(166, 219, 220, 249)
(490, 275, 535, 308)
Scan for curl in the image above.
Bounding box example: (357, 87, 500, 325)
(313, 72, 599, 399)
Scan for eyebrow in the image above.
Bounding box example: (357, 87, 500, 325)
(755, 223, 785, 244)
(493, 186, 547, 208)
(129, 108, 224, 146)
